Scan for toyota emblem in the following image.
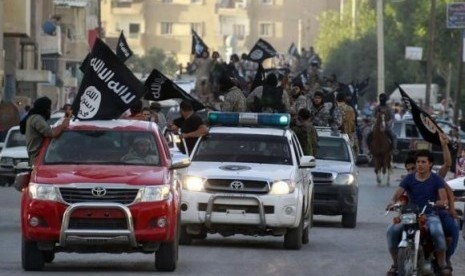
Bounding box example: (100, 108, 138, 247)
(230, 181, 244, 190)
(91, 187, 107, 197)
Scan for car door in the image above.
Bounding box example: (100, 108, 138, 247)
(291, 134, 311, 217)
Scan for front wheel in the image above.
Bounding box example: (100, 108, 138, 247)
(397, 246, 416, 276)
(342, 210, 357, 228)
(21, 238, 44, 271)
(284, 215, 303, 250)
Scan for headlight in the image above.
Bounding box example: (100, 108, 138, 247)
(0, 157, 14, 165)
(182, 176, 205, 192)
(400, 213, 417, 224)
(135, 185, 171, 202)
(334, 173, 355, 185)
(28, 183, 60, 201)
(270, 180, 295, 195)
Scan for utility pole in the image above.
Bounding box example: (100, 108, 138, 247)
(425, 0, 436, 108)
(454, 31, 464, 125)
(376, 0, 385, 98)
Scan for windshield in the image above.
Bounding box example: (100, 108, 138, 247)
(43, 130, 160, 165)
(6, 129, 26, 148)
(192, 133, 292, 165)
(315, 137, 350, 162)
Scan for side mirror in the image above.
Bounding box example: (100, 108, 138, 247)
(14, 172, 31, 192)
(300, 155, 316, 168)
(170, 156, 191, 170)
(356, 154, 369, 166)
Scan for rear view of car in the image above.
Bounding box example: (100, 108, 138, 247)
(16, 120, 189, 271)
(0, 126, 28, 185)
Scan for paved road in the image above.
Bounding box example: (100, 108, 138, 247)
(0, 166, 463, 275)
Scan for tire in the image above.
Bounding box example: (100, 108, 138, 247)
(43, 251, 55, 263)
(21, 238, 44, 271)
(179, 225, 193, 245)
(397, 246, 415, 276)
(284, 214, 303, 250)
(302, 201, 313, 245)
(342, 210, 357, 228)
(155, 227, 179, 272)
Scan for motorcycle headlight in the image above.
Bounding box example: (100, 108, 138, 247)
(28, 183, 60, 201)
(182, 176, 205, 192)
(334, 173, 355, 185)
(270, 180, 295, 195)
(135, 185, 171, 202)
(400, 213, 417, 224)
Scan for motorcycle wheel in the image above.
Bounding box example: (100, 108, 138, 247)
(397, 246, 415, 276)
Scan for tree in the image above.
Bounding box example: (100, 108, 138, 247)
(314, 0, 461, 107)
(126, 47, 179, 77)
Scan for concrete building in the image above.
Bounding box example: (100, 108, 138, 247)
(0, 0, 98, 115)
(101, 0, 340, 67)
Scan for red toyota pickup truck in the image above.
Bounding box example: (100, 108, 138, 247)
(15, 120, 189, 271)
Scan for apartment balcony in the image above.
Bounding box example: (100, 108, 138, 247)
(40, 26, 62, 55)
(16, 69, 53, 83)
(111, 1, 143, 15)
(216, 1, 248, 16)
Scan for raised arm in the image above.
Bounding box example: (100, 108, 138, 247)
(438, 133, 451, 178)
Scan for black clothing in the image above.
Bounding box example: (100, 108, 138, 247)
(174, 114, 205, 154)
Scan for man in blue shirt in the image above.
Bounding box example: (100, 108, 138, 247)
(385, 150, 450, 276)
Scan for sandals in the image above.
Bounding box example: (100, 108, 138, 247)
(441, 266, 453, 276)
(386, 265, 397, 276)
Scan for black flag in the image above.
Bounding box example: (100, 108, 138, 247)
(291, 69, 308, 85)
(79, 53, 90, 73)
(247, 38, 278, 63)
(144, 69, 205, 111)
(250, 64, 265, 91)
(397, 83, 456, 150)
(288, 42, 299, 58)
(116, 31, 133, 62)
(191, 29, 208, 58)
(71, 38, 146, 120)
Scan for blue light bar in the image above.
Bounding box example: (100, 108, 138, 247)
(208, 112, 290, 128)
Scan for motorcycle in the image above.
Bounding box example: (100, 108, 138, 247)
(388, 201, 442, 276)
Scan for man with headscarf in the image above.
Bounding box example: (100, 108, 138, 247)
(219, 72, 246, 112)
(121, 137, 158, 164)
(20, 96, 70, 165)
(246, 73, 290, 113)
(310, 90, 332, 127)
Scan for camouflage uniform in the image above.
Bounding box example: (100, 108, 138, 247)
(331, 105, 343, 131)
(291, 120, 318, 156)
(310, 102, 332, 127)
(339, 103, 358, 154)
(221, 86, 247, 112)
(290, 94, 308, 115)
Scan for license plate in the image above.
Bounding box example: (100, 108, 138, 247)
(70, 208, 125, 219)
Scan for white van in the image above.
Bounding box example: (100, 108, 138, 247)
(389, 83, 440, 105)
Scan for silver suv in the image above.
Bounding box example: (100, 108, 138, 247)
(311, 127, 360, 228)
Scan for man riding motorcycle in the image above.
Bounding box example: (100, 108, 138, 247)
(385, 150, 451, 276)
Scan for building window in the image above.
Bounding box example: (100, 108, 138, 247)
(191, 23, 203, 35)
(191, 0, 202, 4)
(259, 23, 273, 37)
(233, 24, 245, 40)
(113, 0, 132, 8)
(261, 0, 273, 4)
(129, 23, 140, 38)
(161, 22, 173, 35)
(162, 0, 173, 3)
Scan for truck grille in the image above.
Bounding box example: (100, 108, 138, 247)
(205, 179, 270, 194)
(198, 203, 274, 214)
(68, 218, 128, 230)
(59, 188, 139, 205)
(311, 172, 334, 185)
